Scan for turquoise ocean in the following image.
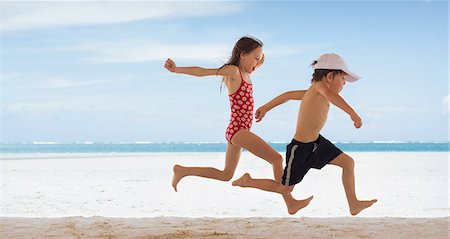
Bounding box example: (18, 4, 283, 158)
(1, 142, 448, 154)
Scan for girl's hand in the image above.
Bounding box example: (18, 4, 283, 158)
(164, 58, 177, 73)
(255, 106, 267, 122)
(351, 114, 362, 128)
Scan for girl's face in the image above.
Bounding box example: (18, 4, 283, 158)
(240, 47, 263, 74)
(328, 72, 347, 93)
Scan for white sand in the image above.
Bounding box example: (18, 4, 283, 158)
(1, 152, 448, 238)
(1, 216, 448, 239)
(1, 152, 448, 218)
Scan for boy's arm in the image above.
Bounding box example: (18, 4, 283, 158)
(164, 58, 239, 77)
(317, 86, 362, 128)
(255, 90, 306, 122)
(262, 90, 306, 111)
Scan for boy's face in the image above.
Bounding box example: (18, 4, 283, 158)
(328, 72, 347, 93)
(241, 47, 263, 74)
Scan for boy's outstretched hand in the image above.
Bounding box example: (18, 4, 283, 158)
(164, 58, 177, 73)
(255, 106, 267, 122)
(352, 114, 362, 128)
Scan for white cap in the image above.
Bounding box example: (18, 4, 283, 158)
(313, 53, 361, 82)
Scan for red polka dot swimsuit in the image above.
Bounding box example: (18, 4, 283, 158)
(225, 69, 254, 143)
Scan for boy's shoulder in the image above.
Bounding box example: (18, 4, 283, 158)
(304, 82, 330, 102)
(306, 82, 324, 94)
(313, 81, 333, 97)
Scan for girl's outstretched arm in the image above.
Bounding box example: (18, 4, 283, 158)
(255, 90, 306, 122)
(164, 58, 239, 77)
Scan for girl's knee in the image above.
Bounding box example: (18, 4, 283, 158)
(280, 185, 294, 194)
(220, 170, 234, 181)
(270, 153, 283, 165)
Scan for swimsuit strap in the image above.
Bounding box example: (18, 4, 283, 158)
(238, 67, 246, 85)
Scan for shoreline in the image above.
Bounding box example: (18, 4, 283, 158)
(1, 151, 447, 160)
(1, 216, 448, 239)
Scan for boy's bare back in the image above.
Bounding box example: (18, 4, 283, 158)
(294, 81, 330, 143)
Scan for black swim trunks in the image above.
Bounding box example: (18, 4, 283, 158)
(281, 135, 343, 186)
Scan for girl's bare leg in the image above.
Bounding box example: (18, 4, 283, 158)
(231, 129, 283, 181)
(329, 153, 378, 215)
(172, 142, 241, 192)
(282, 190, 313, 215)
(232, 173, 313, 214)
(232, 173, 288, 193)
(231, 129, 312, 214)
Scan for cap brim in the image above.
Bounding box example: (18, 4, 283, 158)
(342, 68, 361, 82)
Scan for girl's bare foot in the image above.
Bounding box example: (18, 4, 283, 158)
(172, 165, 185, 192)
(350, 199, 378, 216)
(287, 196, 314, 215)
(232, 173, 251, 187)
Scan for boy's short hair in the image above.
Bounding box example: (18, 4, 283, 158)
(310, 61, 345, 83)
(310, 53, 361, 83)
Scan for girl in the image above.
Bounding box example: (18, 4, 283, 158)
(164, 36, 311, 214)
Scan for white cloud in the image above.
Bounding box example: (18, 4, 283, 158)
(35, 77, 107, 89)
(59, 40, 232, 63)
(3, 72, 106, 89)
(52, 39, 325, 64)
(2, 2, 243, 31)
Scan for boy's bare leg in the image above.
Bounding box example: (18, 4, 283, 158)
(329, 153, 378, 216)
(232, 173, 313, 214)
(282, 187, 314, 215)
(172, 142, 241, 192)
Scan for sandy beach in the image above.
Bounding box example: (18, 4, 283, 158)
(1, 152, 448, 238)
(1, 216, 448, 239)
(2, 152, 447, 218)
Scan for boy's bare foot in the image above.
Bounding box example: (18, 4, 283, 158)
(232, 173, 251, 187)
(172, 165, 184, 192)
(287, 196, 314, 215)
(350, 199, 378, 216)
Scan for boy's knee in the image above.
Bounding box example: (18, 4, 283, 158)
(343, 155, 355, 169)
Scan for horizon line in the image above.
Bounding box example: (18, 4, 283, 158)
(1, 140, 449, 145)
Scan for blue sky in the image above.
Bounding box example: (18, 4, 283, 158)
(2, 1, 448, 143)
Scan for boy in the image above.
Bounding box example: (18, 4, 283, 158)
(232, 53, 377, 216)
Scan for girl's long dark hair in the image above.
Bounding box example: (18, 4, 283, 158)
(219, 36, 263, 93)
